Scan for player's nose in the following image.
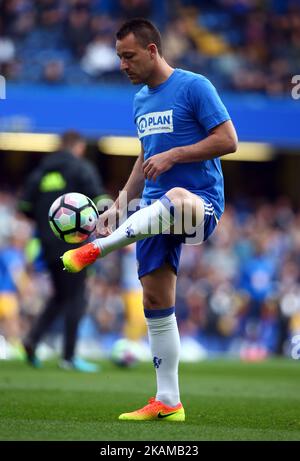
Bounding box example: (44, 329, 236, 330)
(120, 59, 129, 71)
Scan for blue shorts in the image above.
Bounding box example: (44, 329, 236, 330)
(136, 199, 219, 279)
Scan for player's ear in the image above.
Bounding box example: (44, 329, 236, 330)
(147, 43, 157, 59)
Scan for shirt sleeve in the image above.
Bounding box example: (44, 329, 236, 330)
(189, 77, 231, 133)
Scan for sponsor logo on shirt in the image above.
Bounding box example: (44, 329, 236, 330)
(136, 110, 173, 138)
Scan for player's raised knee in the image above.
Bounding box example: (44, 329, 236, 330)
(166, 187, 190, 204)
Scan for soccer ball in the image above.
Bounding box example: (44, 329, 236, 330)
(111, 338, 141, 368)
(48, 192, 99, 243)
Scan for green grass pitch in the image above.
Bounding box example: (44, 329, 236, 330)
(0, 358, 299, 441)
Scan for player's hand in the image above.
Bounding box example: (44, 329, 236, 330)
(96, 207, 119, 236)
(142, 150, 175, 181)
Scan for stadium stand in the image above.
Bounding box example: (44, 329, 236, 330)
(0, 0, 299, 94)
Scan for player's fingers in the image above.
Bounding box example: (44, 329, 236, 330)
(95, 229, 103, 237)
(96, 216, 108, 233)
(143, 161, 154, 176)
(151, 171, 158, 181)
(144, 170, 150, 179)
(107, 225, 114, 235)
(145, 167, 156, 180)
(142, 158, 150, 169)
(152, 168, 162, 181)
(144, 167, 152, 179)
(96, 216, 106, 229)
(97, 226, 110, 237)
(143, 163, 152, 175)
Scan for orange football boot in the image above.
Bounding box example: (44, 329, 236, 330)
(62, 242, 100, 272)
(118, 397, 185, 421)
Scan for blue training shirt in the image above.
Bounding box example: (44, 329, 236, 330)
(133, 69, 231, 219)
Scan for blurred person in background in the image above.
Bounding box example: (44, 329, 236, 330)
(18, 130, 106, 372)
(120, 244, 147, 342)
(0, 212, 33, 358)
(81, 31, 119, 78)
(41, 58, 65, 84)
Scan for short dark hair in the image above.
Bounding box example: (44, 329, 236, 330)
(116, 18, 162, 56)
(60, 130, 84, 150)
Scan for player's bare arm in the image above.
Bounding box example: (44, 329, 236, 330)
(97, 148, 145, 235)
(143, 120, 238, 181)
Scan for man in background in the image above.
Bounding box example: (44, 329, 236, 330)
(120, 244, 147, 342)
(19, 130, 105, 372)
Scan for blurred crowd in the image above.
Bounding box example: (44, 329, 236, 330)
(1, 189, 300, 361)
(0, 0, 299, 94)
